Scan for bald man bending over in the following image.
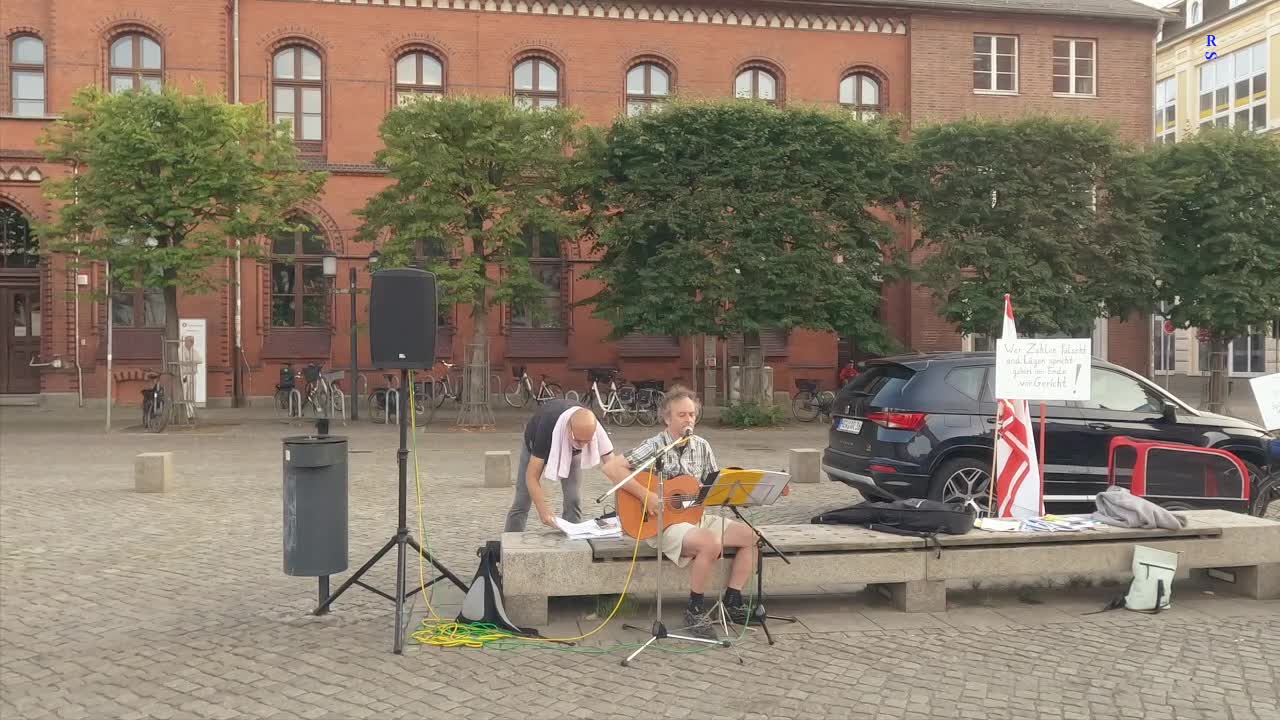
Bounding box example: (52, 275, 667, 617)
(504, 399, 630, 532)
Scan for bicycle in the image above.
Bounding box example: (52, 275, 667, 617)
(792, 379, 836, 423)
(504, 365, 563, 408)
(1251, 470, 1278, 519)
(141, 370, 173, 433)
(426, 361, 503, 408)
(631, 379, 666, 427)
(368, 372, 427, 423)
(577, 367, 637, 426)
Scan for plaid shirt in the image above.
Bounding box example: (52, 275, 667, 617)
(624, 431, 719, 483)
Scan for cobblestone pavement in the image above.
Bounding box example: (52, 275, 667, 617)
(1, 407, 1277, 720)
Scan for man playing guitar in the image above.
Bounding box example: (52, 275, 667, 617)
(618, 386, 758, 637)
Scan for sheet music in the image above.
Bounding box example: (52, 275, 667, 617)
(554, 517, 623, 539)
(702, 469, 790, 507)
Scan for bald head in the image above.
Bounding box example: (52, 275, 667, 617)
(568, 408, 598, 448)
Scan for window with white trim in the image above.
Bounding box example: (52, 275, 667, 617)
(1198, 42, 1267, 132)
(1052, 39, 1095, 96)
(395, 51, 444, 106)
(1154, 76, 1177, 143)
(973, 35, 1017, 93)
(9, 35, 46, 116)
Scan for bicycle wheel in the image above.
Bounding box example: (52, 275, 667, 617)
(148, 391, 170, 433)
(816, 390, 837, 421)
(504, 380, 529, 408)
(634, 391, 659, 427)
(540, 383, 564, 403)
(430, 379, 447, 408)
(792, 390, 819, 422)
(1251, 473, 1279, 519)
(368, 390, 388, 423)
(564, 389, 580, 403)
(275, 388, 292, 411)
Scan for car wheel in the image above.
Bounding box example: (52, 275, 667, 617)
(930, 457, 992, 511)
(1157, 501, 1196, 512)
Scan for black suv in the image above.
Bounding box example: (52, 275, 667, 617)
(821, 352, 1273, 510)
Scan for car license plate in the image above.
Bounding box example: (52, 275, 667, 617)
(837, 418, 862, 434)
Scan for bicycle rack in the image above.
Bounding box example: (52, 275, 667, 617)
(355, 373, 369, 417)
(287, 388, 303, 418)
(330, 388, 347, 425)
(383, 387, 400, 427)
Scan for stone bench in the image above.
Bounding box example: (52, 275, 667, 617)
(499, 509, 1280, 626)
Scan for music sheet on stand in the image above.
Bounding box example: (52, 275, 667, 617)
(703, 469, 790, 508)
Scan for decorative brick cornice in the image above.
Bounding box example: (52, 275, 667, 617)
(0, 166, 44, 183)
(308, 0, 908, 35)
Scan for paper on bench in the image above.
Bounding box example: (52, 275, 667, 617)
(554, 516, 622, 539)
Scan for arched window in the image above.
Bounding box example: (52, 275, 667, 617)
(270, 219, 328, 327)
(839, 72, 883, 120)
(273, 46, 323, 144)
(511, 227, 563, 329)
(513, 57, 560, 110)
(1189, 1, 1203, 25)
(395, 51, 444, 106)
(109, 33, 163, 93)
(625, 62, 671, 117)
(9, 35, 45, 116)
(735, 66, 780, 104)
(0, 202, 38, 269)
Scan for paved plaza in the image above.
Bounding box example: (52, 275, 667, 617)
(0, 406, 1277, 720)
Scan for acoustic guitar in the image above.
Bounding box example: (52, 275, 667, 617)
(616, 470, 704, 540)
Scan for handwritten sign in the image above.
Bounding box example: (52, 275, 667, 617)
(1249, 372, 1280, 431)
(995, 338, 1092, 401)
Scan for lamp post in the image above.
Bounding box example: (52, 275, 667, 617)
(325, 251, 380, 421)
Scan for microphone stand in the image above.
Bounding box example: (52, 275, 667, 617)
(597, 431, 728, 667)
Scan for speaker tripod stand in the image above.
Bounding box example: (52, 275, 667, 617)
(314, 368, 467, 654)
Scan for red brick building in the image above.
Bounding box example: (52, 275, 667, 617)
(1, 0, 1163, 406)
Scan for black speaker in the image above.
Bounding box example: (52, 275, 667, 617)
(369, 268, 437, 369)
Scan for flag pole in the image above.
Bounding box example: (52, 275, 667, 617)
(987, 401, 1001, 516)
(1039, 400, 1048, 516)
(1038, 401, 1047, 476)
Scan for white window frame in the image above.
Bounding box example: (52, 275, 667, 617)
(1052, 38, 1096, 98)
(1154, 76, 1177, 143)
(1188, 1, 1202, 27)
(1198, 42, 1268, 133)
(973, 34, 1019, 95)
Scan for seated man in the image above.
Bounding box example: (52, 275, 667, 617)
(618, 386, 758, 636)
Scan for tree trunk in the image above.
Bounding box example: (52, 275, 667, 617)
(458, 233, 494, 427)
(742, 330, 767, 406)
(1206, 335, 1228, 414)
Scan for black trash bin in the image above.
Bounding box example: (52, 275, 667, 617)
(283, 434, 349, 578)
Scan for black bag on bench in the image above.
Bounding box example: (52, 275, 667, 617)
(811, 498, 975, 540)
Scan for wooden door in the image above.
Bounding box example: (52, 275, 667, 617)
(0, 285, 41, 394)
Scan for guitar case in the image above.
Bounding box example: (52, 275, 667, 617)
(811, 498, 975, 537)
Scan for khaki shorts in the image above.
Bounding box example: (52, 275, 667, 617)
(646, 515, 739, 568)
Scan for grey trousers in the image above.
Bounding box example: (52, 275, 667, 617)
(503, 445, 582, 532)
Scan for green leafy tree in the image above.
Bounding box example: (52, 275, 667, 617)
(355, 96, 586, 424)
(1148, 128, 1280, 413)
(907, 116, 1157, 343)
(581, 101, 905, 404)
(39, 86, 325, 353)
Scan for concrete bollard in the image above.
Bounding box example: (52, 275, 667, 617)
(135, 452, 175, 493)
(485, 450, 513, 488)
(789, 448, 821, 484)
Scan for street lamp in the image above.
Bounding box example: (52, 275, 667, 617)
(328, 250, 383, 421)
(321, 249, 338, 279)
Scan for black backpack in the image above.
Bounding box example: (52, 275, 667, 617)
(811, 498, 975, 553)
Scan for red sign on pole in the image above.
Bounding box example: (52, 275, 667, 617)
(1163, 320, 1176, 335)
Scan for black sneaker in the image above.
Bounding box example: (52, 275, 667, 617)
(682, 608, 717, 640)
(725, 602, 754, 625)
